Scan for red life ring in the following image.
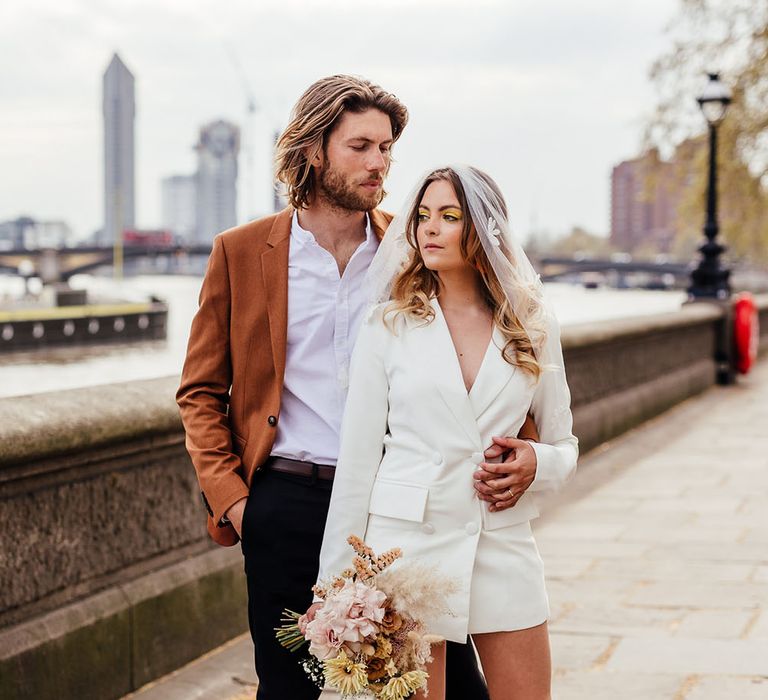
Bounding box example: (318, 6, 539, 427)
(733, 292, 759, 374)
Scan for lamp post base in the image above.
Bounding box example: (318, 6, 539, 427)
(684, 296, 736, 385)
(688, 268, 731, 300)
(688, 238, 731, 300)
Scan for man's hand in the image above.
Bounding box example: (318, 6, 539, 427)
(225, 497, 248, 538)
(474, 436, 537, 513)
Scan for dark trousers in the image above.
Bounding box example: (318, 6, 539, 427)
(241, 467, 489, 700)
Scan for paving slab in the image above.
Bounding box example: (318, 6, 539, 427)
(552, 602, 681, 639)
(122, 634, 256, 700)
(585, 557, 754, 583)
(552, 671, 686, 700)
(745, 611, 768, 640)
(626, 580, 768, 609)
(673, 609, 754, 639)
(549, 633, 617, 671)
(606, 638, 768, 676)
(645, 540, 768, 563)
(682, 676, 768, 700)
(634, 496, 744, 514)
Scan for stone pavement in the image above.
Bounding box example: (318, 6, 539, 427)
(125, 361, 768, 700)
(535, 358, 768, 699)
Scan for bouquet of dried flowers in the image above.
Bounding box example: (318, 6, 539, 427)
(276, 535, 457, 699)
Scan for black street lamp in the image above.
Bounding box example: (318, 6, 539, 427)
(689, 72, 732, 299)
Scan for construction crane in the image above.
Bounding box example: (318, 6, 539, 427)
(224, 46, 258, 221)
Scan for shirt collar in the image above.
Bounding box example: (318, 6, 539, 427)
(291, 211, 375, 248)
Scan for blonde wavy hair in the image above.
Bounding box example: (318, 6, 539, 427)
(387, 167, 542, 378)
(275, 75, 409, 210)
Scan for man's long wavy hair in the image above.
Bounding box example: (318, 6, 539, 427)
(275, 75, 408, 210)
(388, 167, 542, 378)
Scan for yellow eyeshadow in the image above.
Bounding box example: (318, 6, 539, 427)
(443, 209, 463, 219)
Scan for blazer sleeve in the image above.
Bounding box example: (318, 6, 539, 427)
(528, 313, 579, 492)
(176, 234, 249, 527)
(316, 311, 390, 584)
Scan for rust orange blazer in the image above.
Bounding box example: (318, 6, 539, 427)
(176, 207, 394, 546)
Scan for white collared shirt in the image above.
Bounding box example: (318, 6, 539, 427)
(270, 211, 380, 465)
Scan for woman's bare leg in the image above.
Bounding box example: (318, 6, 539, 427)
(472, 622, 551, 700)
(415, 641, 446, 700)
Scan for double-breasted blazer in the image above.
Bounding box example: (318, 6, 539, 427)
(176, 207, 393, 546)
(317, 301, 578, 641)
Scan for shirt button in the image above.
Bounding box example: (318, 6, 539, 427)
(432, 452, 442, 465)
(471, 452, 484, 465)
(267, 415, 277, 427)
(421, 523, 435, 535)
(465, 522, 479, 536)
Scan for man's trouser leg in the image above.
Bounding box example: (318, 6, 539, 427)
(446, 638, 490, 700)
(241, 467, 332, 700)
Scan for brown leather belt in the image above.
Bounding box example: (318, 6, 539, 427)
(265, 456, 336, 481)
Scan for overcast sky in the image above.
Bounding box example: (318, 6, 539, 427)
(1, 0, 683, 242)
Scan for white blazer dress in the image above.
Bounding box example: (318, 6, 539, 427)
(317, 300, 578, 643)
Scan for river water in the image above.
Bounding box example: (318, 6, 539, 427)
(0, 274, 685, 399)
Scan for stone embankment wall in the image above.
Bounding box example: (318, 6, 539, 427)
(1, 296, 767, 699)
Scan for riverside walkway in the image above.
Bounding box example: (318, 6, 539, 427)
(126, 361, 768, 700)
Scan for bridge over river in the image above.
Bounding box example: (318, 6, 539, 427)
(0, 244, 213, 282)
(536, 255, 691, 285)
(1, 245, 695, 287)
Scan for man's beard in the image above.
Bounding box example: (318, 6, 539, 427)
(319, 163, 385, 212)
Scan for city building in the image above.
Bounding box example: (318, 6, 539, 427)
(161, 174, 196, 242)
(23, 220, 75, 249)
(194, 120, 239, 243)
(102, 53, 136, 245)
(0, 218, 29, 250)
(610, 149, 679, 253)
(0, 217, 74, 250)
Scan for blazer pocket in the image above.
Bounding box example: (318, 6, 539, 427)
(369, 479, 429, 523)
(483, 495, 540, 530)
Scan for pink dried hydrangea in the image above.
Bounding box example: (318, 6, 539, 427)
(305, 579, 387, 659)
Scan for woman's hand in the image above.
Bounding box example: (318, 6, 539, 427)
(474, 436, 538, 512)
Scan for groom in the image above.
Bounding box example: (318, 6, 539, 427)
(177, 75, 538, 700)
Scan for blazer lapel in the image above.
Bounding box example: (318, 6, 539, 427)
(261, 208, 292, 385)
(468, 327, 518, 419)
(370, 208, 393, 241)
(421, 301, 483, 448)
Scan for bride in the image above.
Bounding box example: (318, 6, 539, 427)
(315, 165, 578, 699)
